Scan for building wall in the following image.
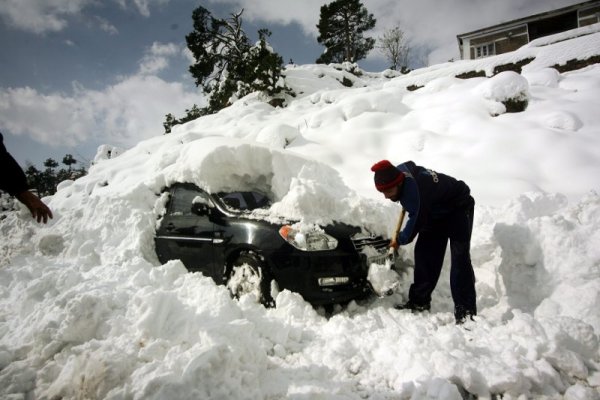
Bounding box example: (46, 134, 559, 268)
(458, 1, 600, 60)
(465, 25, 528, 59)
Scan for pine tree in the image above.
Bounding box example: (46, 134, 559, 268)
(232, 29, 289, 103)
(163, 113, 177, 134)
(24, 165, 42, 196)
(41, 158, 59, 196)
(163, 105, 207, 134)
(185, 7, 291, 115)
(62, 154, 77, 171)
(24, 156, 87, 196)
(186, 7, 248, 112)
(43, 158, 59, 169)
(316, 0, 376, 64)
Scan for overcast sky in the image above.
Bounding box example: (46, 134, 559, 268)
(0, 0, 584, 168)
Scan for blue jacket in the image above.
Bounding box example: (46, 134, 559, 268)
(396, 161, 472, 245)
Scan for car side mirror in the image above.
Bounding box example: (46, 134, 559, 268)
(191, 196, 214, 216)
(191, 203, 210, 215)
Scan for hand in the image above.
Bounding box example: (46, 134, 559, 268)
(15, 190, 53, 224)
(389, 239, 399, 250)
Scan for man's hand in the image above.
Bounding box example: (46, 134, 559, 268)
(16, 190, 53, 224)
(389, 238, 399, 250)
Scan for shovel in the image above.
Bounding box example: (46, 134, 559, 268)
(387, 208, 406, 264)
(368, 208, 407, 297)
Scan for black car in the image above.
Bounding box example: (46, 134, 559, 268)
(154, 183, 389, 306)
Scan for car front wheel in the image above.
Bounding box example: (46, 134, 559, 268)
(227, 251, 274, 306)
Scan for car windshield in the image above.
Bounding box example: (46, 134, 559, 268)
(217, 191, 272, 211)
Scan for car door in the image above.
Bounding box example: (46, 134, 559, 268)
(155, 184, 217, 277)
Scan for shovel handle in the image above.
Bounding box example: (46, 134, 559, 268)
(392, 208, 406, 245)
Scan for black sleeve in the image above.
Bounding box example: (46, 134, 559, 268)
(0, 133, 29, 196)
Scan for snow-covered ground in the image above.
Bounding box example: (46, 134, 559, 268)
(1, 25, 600, 399)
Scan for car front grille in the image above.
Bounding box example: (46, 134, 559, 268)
(366, 252, 388, 266)
(351, 233, 390, 266)
(351, 234, 389, 252)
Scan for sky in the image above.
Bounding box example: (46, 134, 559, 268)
(0, 0, 586, 170)
(1, 25, 600, 398)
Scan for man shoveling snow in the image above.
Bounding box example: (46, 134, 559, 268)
(371, 160, 477, 324)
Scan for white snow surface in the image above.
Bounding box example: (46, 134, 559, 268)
(2, 27, 600, 399)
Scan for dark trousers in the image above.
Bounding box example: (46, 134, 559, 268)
(409, 200, 477, 317)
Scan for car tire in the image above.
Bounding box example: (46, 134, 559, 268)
(227, 250, 274, 307)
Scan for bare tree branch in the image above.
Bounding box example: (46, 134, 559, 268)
(377, 26, 410, 72)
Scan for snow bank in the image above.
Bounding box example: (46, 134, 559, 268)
(2, 28, 600, 399)
(2, 191, 600, 399)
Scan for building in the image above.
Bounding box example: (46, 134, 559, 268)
(457, 0, 600, 60)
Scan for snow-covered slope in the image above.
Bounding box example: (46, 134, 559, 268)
(1, 26, 600, 399)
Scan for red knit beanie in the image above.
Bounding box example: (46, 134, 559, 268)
(371, 160, 404, 191)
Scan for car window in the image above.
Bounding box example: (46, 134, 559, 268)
(168, 186, 211, 216)
(218, 191, 271, 211)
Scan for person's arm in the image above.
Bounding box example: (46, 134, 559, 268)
(1, 133, 53, 223)
(396, 178, 423, 245)
(0, 133, 29, 196)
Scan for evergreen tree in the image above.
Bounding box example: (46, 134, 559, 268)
(163, 105, 205, 134)
(24, 165, 43, 196)
(23, 156, 87, 197)
(186, 7, 246, 112)
(316, 0, 376, 64)
(232, 29, 289, 102)
(43, 158, 59, 169)
(62, 154, 77, 171)
(185, 7, 290, 116)
(163, 113, 178, 134)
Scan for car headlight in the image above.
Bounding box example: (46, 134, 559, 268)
(279, 225, 338, 251)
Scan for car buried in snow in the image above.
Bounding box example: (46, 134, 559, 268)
(154, 183, 390, 306)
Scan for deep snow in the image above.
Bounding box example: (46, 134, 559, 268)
(1, 24, 600, 399)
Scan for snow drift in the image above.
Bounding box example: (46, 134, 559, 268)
(1, 25, 600, 399)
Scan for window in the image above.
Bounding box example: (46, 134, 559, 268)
(475, 43, 495, 59)
(168, 186, 211, 216)
(218, 192, 271, 211)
